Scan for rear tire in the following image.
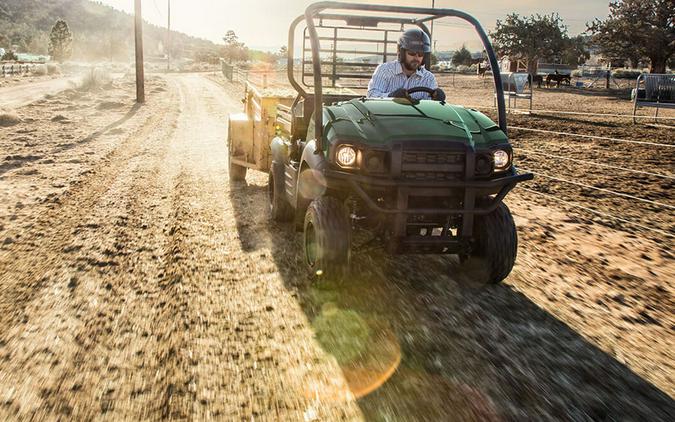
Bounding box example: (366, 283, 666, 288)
(462, 202, 517, 285)
(303, 196, 351, 281)
(227, 127, 247, 182)
(268, 164, 293, 222)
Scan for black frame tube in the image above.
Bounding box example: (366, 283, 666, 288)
(298, 1, 507, 152)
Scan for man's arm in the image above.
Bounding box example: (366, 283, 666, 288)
(367, 63, 391, 97)
(429, 72, 439, 90)
(427, 73, 446, 101)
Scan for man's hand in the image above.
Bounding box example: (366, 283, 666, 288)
(388, 88, 408, 98)
(432, 88, 446, 102)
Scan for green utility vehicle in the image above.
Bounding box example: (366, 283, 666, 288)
(228, 1, 533, 284)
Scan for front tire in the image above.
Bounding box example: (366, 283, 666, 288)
(462, 202, 517, 285)
(303, 196, 351, 281)
(268, 164, 293, 222)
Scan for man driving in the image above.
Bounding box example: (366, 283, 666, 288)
(367, 28, 446, 102)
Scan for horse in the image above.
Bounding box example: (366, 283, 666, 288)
(545, 72, 571, 88)
(477, 62, 491, 78)
(529, 74, 544, 88)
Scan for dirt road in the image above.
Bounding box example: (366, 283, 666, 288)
(0, 76, 85, 109)
(0, 73, 673, 420)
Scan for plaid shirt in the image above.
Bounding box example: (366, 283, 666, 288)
(367, 61, 438, 100)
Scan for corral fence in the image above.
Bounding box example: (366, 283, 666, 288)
(221, 60, 289, 89)
(577, 64, 611, 77)
(1, 62, 37, 77)
(536, 63, 574, 76)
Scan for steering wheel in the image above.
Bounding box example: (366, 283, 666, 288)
(406, 86, 436, 97)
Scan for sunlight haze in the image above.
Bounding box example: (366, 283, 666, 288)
(96, 0, 611, 51)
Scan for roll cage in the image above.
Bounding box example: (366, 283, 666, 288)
(286, 2, 507, 152)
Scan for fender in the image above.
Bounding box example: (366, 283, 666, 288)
(228, 113, 253, 162)
(295, 139, 329, 218)
(269, 136, 288, 166)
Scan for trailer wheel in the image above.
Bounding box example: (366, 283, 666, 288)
(303, 196, 351, 281)
(227, 126, 247, 182)
(462, 202, 517, 285)
(268, 164, 293, 222)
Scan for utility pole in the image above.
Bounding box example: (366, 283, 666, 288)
(167, 0, 171, 72)
(134, 0, 145, 103)
(430, 0, 435, 52)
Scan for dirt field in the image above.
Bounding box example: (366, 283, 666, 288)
(0, 72, 673, 420)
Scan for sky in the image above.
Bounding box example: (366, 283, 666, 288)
(95, 0, 612, 51)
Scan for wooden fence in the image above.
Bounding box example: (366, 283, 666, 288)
(1, 62, 37, 77)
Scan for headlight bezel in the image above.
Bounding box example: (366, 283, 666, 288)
(492, 148, 512, 172)
(334, 144, 359, 169)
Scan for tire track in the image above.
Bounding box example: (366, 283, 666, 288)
(0, 78, 182, 420)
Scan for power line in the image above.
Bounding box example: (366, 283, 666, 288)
(152, 0, 164, 18)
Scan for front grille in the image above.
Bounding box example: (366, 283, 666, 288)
(401, 149, 465, 181)
(402, 151, 464, 165)
(402, 171, 460, 181)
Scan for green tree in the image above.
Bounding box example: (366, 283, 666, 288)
(560, 35, 590, 66)
(48, 19, 72, 63)
(588, 0, 674, 72)
(1, 50, 18, 61)
(452, 45, 472, 66)
(491, 13, 568, 74)
(222, 30, 248, 63)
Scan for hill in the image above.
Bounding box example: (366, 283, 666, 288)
(0, 0, 218, 61)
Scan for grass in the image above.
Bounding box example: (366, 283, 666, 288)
(79, 67, 112, 92)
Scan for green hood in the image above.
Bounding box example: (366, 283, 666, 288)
(324, 98, 507, 148)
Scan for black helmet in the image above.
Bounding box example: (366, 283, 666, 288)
(398, 28, 431, 68)
(398, 28, 431, 54)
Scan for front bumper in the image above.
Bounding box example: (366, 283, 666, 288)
(324, 169, 533, 215)
(322, 168, 533, 253)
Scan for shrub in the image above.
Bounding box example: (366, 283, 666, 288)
(456, 65, 471, 74)
(46, 63, 61, 75)
(33, 64, 48, 76)
(79, 67, 112, 91)
(0, 110, 22, 127)
(612, 69, 642, 79)
(1, 50, 18, 61)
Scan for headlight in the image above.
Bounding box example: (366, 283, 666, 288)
(336, 145, 357, 167)
(493, 149, 511, 170)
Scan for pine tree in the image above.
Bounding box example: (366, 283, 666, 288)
(452, 45, 473, 66)
(48, 19, 73, 63)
